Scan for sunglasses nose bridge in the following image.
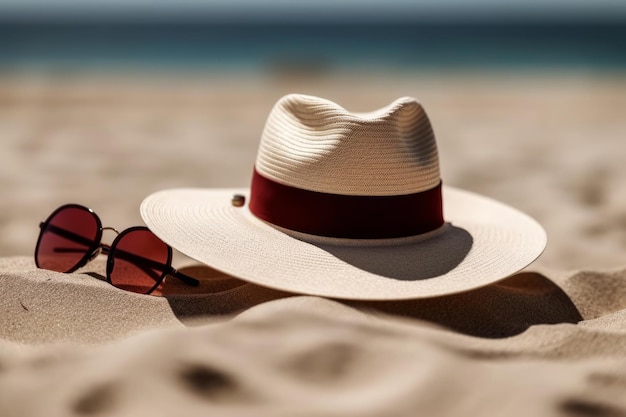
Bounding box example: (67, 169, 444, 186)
(102, 226, 120, 236)
(100, 227, 121, 248)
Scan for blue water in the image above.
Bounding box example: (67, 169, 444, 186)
(0, 20, 625, 72)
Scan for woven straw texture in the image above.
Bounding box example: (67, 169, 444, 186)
(256, 94, 440, 195)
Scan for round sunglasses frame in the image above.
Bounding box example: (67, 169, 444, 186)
(35, 204, 104, 273)
(105, 225, 174, 295)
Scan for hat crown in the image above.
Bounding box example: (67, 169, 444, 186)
(256, 94, 440, 196)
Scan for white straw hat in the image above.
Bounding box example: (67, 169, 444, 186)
(141, 94, 546, 300)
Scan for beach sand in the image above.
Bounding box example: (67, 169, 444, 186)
(1, 70, 625, 415)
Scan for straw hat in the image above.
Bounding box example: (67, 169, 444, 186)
(141, 94, 546, 300)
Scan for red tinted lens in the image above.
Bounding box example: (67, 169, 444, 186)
(36, 206, 100, 272)
(108, 228, 171, 294)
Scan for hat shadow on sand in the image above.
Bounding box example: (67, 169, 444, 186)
(348, 271, 583, 339)
(163, 265, 582, 340)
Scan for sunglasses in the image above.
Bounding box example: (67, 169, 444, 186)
(35, 204, 199, 295)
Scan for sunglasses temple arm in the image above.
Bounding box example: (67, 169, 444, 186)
(42, 223, 199, 287)
(52, 246, 199, 286)
(41, 222, 95, 248)
(170, 270, 200, 287)
(110, 248, 200, 287)
(53, 246, 164, 283)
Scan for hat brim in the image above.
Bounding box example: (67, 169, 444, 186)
(140, 186, 546, 300)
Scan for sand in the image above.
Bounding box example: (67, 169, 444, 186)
(1, 69, 625, 415)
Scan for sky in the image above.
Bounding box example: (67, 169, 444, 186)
(1, 0, 626, 21)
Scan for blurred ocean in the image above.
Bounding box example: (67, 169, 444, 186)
(1, 19, 625, 73)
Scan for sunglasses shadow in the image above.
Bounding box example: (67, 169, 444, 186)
(84, 272, 106, 282)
